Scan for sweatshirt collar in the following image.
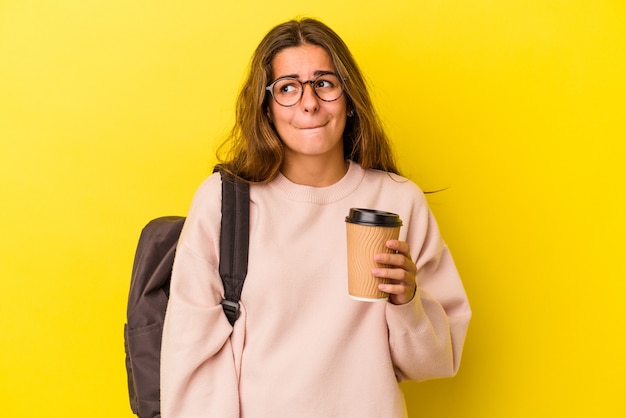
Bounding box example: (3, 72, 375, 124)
(268, 160, 364, 204)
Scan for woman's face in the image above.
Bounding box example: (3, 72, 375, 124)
(267, 44, 348, 164)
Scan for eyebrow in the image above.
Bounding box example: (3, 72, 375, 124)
(274, 70, 335, 80)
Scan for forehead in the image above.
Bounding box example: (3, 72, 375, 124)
(271, 44, 334, 79)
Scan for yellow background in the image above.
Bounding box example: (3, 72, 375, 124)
(1, 0, 624, 416)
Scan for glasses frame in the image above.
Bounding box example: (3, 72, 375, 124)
(265, 72, 345, 107)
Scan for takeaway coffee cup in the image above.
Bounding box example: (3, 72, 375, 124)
(345, 208, 403, 301)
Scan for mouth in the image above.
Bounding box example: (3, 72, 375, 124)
(298, 121, 329, 130)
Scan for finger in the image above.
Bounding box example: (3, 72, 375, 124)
(374, 252, 416, 274)
(385, 239, 411, 257)
(371, 266, 413, 283)
(378, 281, 410, 295)
(379, 281, 416, 305)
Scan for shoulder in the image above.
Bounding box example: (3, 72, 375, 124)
(188, 172, 223, 215)
(361, 166, 426, 202)
(357, 166, 432, 233)
(178, 172, 223, 249)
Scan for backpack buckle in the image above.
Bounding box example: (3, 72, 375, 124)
(221, 299, 240, 326)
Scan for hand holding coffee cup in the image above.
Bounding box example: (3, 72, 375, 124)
(345, 208, 403, 302)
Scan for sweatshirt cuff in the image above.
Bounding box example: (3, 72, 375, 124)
(385, 290, 424, 327)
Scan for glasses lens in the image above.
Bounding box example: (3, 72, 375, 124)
(313, 73, 343, 102)
(272, 78, 302, 106)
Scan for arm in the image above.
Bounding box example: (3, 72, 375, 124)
(160, 175, 240, 417)
(375, 202, 471, 382)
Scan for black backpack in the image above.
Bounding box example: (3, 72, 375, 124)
(123, 169, 250, 418)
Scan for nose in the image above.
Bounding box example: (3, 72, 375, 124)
(300, 81, 319, 112)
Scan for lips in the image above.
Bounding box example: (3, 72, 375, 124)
(297, 120, 329, 129)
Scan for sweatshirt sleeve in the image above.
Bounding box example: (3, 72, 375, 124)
(385, 196, 471, 383)
(160, 174, 240, 418)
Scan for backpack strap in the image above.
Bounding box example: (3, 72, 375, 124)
(216, 167, 250, 326)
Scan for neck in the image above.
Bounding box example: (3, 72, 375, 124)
(281, 154, 349, 187)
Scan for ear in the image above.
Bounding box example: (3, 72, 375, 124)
(266, 107, 273, 123)
(346, 100, 355, 117)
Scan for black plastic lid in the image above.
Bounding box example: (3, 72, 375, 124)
(345, 208, 402, 227)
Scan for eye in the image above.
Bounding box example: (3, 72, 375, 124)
(280, 84, 297, 93)
(315, 79, 334, 89)
(275, 79, 301, 95)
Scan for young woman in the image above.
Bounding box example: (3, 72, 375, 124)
(161, 18, 471, 417)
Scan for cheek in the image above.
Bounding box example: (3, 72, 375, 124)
(268, 106, 293, 132)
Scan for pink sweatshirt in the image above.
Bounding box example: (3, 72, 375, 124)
(161, 161, 471, 417)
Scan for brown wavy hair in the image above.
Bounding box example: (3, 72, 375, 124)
(217, 18, 399, 183)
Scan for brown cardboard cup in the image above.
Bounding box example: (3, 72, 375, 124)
(345, 208, 402, 301)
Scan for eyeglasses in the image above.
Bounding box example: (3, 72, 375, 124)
(265, 72, 344, 107)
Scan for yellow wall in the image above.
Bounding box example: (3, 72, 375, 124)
(1, 0, 624, 416)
